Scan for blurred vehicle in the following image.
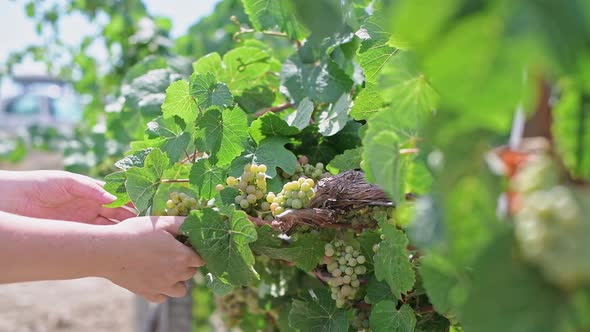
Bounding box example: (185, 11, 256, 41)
(0, 74, 82, 134)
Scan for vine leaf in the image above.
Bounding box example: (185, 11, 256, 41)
(180, 207, 259, 286)
(114, 148, 153, 171)
(327, 147, 362, 174)
(363, 131, 402, 202)
(281, 53, 353, 104)
(251, 226, 326, 271)
(249, 112, 300, 143)
(103, 171, 130, 208)
(124, 69, 182, 117)
(369, 302, 416, 332)
(194, 107, 248, 166)
(205, 271, 234, 296)
(242, 0, 307, 40)
(552, 86, 590, 180)
(374, 223, 415, 299)
(125, 148, 169, 214)
(161, 80, 198, 125)
(318, 93, 351, 136)
(286, 97, 314, 130)
(365, 275, 395, 304)
(189, 158, 227, 200)
(350, 82, 386, 120)
(288, 288, 348, 332)
(143, 116, 191, 164)
(189, 72, 234, 109)
(193, 47, 272, 95)
(230, 137, 297, 178)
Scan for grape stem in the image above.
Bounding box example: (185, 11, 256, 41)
(160, 179, 189, 183)
(254, 102, 294, 117)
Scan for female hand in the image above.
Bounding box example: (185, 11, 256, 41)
(0, 170, 136, 224)
(102, 216, 204, 303)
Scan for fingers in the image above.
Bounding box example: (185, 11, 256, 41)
(142, 293, 167, 304)
(162, 282, 188, 298)
(182, 267, 199, 280)
(99, 206, 137, 222)
(158, 216, 186, 236)
(67, 176, 117, 204)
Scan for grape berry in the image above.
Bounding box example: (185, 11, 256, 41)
(324, 240, 367, 308)
(267, 177, 316, 216)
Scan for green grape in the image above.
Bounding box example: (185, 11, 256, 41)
(240, 199, 249, 209)
(165, 200, 175, 209)
(223, 163, 271, 215)
(165, 191, 202, 216)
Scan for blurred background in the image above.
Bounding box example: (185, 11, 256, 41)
(0, 1, 224, 331)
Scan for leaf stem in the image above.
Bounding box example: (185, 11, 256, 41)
(254, 102, 294, 117)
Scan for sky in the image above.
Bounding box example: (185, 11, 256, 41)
(0, 0, 222, 61)
(0, 0, 221, 96)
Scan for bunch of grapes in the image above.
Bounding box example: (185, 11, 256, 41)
(165, 192, 206, 216)
(267, 178, 316, 216)
(215, 287, 262, 327)
(351, 307, 370, 331)
(323, 240, 367, 308)
(225, 163, 271, 218)
(345, 205, 394, 228)
(512, 155, 590, 288)
(279, 156, 329, 181)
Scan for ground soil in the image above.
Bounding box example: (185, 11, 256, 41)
(0, 278, 135, 332)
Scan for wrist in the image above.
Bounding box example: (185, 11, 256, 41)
(90, 223, 131, 281)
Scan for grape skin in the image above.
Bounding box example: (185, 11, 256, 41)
(324, 239, 367, 309)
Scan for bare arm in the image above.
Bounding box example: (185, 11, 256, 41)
(0, 211, 204, 303)
(0, 210, 112, 282)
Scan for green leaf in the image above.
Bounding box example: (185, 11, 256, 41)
(363, 131, 402, 201)
(318, 93, 351, 136)
(370, 302, 416, 332)
(552, 84, 590, 181)
(189, 158, 227, 200)
(124, 69, 182, 117)
(161, 80, 198, 125)
(236, 85, 275, 114)
(358, 42, 398, 84)
(350, 83, 386, 120)
(180, 208, 258, 286)
(189, 73, 234, 109)
(251, 230, 326, 271)
(194, 107, 248, 166)
(242, 0, 307, 40)
(192, 52, 222, 77)
(114, 148, 154, 171)
(221, 47, 272, 92)
(366, 275, 395, 304)
(419, 254, 464, 318)
(281, 54, 353, 103)
(229, 137, 297, 178)
(103, 171, 130, 208)
(145, 116, 191, 163)
(205, 272, 234, 296)
(249, 112, 300, 143)
(461, 232, 563, 332)
(125, 149, 169, 214)
(327, 147, 362, 174)
(415, 313, 450, 332)
(288, 289, 348, 332)
(286, 97, 314, 130)
(374, 223, 415, 299)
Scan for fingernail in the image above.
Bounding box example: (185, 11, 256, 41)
(102, 192, 118, 202)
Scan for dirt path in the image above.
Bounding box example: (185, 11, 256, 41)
(0, 278, 135, 332)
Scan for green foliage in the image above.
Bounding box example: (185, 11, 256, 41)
(12, 0, 590, 330)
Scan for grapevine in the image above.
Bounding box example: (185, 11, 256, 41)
(13, 0, 590, 331)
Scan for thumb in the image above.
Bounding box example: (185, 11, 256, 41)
(158, 216, 187, 236)
(68, 175, 117, 204)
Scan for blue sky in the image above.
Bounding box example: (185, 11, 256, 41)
(0, 0, 222, 61)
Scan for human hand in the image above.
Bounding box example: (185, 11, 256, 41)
(101, 216, 204, 303)
(0, 170, 136, 224)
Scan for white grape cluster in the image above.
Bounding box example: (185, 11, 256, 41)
(267, 177, 315, 216)
(512, 156, 590, 288)
(280, 156, 329, 181)
(351, 308, 370, 331)
(225, 163, 270, 217)
(165, 192, 203, 216)
(215, 287, 262, 327)
(324, 241, 367, 308)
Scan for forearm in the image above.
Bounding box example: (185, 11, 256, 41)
(0, 170, 31, 214)
(0, 210, 117, 283)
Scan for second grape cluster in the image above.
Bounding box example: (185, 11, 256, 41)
(324, 240, 367, 308)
